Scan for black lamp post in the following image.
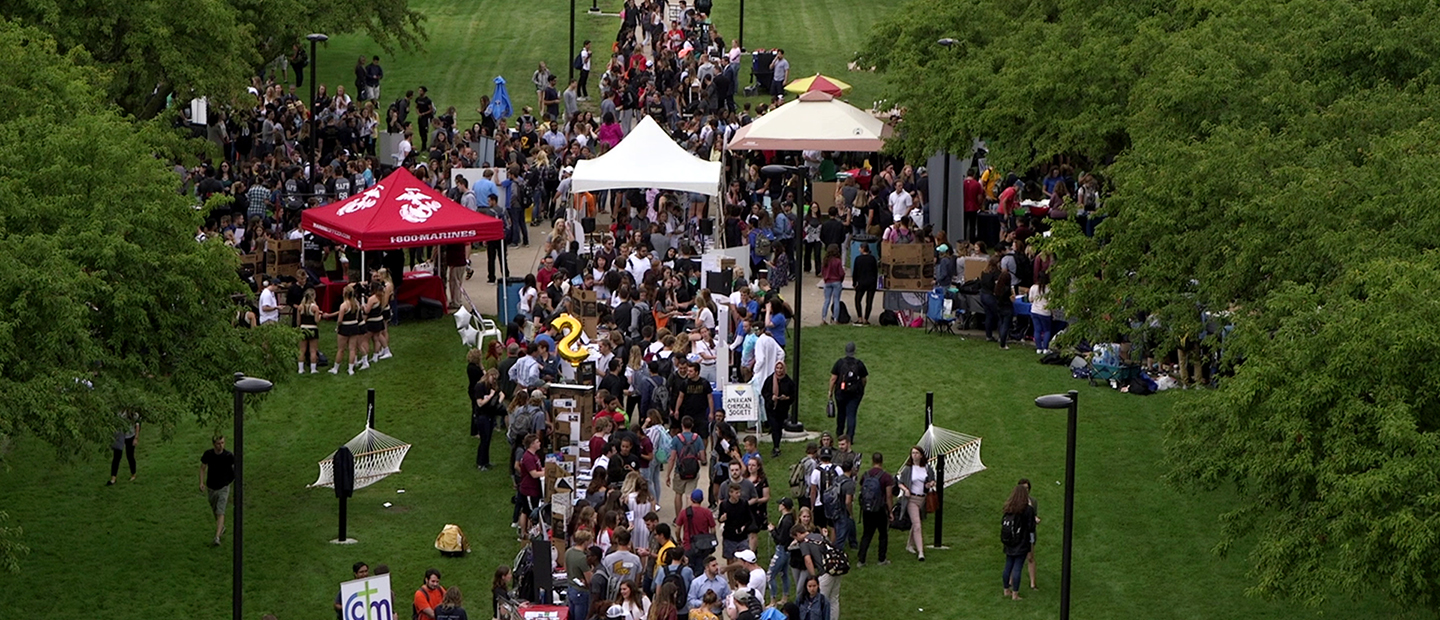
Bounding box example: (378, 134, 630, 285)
(761, 164, 806, 433)
(588, 0, 601, 14)
(1034, 390, 1079, 620)
(306, 33, 329, 164)
(233, 372, 273, 620)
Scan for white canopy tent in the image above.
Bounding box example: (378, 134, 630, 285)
(570, 115, 724, 196)
(726, 90, 893, 152)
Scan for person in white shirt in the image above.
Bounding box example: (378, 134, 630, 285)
(627, 246, 653, 283)
(396, 130, 413, 164)
(888, 187, 913, 223)
(733, 549, 768, 605)
(257, 279, 280, 324)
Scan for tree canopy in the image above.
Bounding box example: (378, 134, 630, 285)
(0, 0, 425, 119)
(864, 0, 1440, 610)
(0, 19, 293, 568)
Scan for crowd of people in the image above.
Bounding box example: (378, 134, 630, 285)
(162, 0, 1094, 615)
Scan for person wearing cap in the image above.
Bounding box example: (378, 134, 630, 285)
(828, 342, 869, 440)
(934, 243, 957, 289)
(606, 603, 628, 620)
(677, 488, 717, 571)
(734, 549, 768, 607)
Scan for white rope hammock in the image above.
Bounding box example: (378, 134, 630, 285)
(917, 425, 986, 488)
(308, 425, 412, 490)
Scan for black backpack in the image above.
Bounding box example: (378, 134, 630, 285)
(660, 565, 687, 608)
(633, 304, 656, 339)
(1001, 512, 1025, 548)
(836, 301, 851, 324)
(859, 470, 884, 513)
(878, 310, 900, 326)
(572, 53, 584, 70)
(819, 465, 843, 520)
(837, 359, 863, 397)
(1012, 251, 1034, 288)
(675, 432, 702, 480)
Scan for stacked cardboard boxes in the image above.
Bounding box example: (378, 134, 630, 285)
(880, 241, 936, 291)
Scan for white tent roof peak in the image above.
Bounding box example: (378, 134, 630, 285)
(571, 116, 723, 196)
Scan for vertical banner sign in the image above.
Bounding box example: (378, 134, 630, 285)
(340, 573, 393, 620)
(723, 383, 760, 423)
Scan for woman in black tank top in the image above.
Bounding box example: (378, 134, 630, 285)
(368, 268, 395, 361)
(296, 288, 321, 374)
(327, 284, 366, 374)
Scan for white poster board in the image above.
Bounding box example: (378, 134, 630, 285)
(338, 573, 393, 620)
(722, 383, 760, 422)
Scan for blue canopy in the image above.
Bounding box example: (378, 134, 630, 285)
(487, 76, 512, 120)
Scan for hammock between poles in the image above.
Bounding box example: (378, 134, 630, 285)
(916, 425, 986, 488)
(308, 426, 412, 490)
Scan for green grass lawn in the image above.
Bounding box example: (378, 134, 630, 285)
(312, 0, 894, 132)
(0, 319, 1411, 619)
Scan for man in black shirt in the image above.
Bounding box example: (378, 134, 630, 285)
(555, 241, 581, 282)
(829, 342, 869, 441)
(676, 362, 713, 441)
(819, 207, 848, 256)
(718, 483, 753, 559)
(850, 243, 879, 324)
(543, 76, 562, 121)
(415, 86, 435, 151)
(198, 436, 236, 546)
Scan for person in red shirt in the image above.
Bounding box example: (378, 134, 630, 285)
(998, 180, 1021, 231)
(517, 434, 545, 540)
(537, 256, 558, 291)
(676, 488, 717, 571)
(962, 170, 984, 243)
(594, 396, 626, 428)
(588, 417, 612, 461)
(413, 568, 446, 619)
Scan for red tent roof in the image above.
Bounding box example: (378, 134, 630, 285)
(301, 168, 505, 250)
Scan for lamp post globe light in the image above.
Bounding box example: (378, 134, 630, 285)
(232, 373, 273, 620)
(1034, 390, 1078, 620)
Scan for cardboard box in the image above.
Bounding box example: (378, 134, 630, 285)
(881, 242, 935, 265)
(813, 181, 838, 212)
(961, 257, 988, 282)
(885, 278, 931, 291)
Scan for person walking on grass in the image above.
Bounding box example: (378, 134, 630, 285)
(856, 452, 895, 566)
(108, 411, 140, 485)
(1001, 483, 1036, 601)
(898, 446, 936, 562)
(1019, 478, 1041, 590)
(828, 342, 868, 441)
(198, 435, 235, 546)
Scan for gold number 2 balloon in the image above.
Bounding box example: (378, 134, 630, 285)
(551, 313, 588, 366)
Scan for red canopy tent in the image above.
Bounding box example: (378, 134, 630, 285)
(301, 167, 506, 312)
(302, 167, 504, 250)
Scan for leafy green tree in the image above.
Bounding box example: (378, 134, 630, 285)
(865, 0, 1440, 609)
(0, 20, 294, 569)
(0, 0, 425, 119)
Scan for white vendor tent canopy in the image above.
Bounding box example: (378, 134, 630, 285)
(726, 90, 893, 152)
(571, 115, 724, 196)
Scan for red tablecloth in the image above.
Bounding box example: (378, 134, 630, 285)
(316, 271, 446, 314)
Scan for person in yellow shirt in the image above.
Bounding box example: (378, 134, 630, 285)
(652, 522, 678, 580)
(688, 590, 720, 620)
(980, 167, 1000, 202)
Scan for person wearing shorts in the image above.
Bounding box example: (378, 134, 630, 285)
(199, 436, 236, 546)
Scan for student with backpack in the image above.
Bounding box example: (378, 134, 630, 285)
(829, 461, 857, 550)
(1001, 483, 1037, 601)
(652, 547, 693, 618)
(827, 343, 868, 441)
(668, 416, 708, 518)
(856, 452, 895, 566)
(806, 448, 839, 536)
